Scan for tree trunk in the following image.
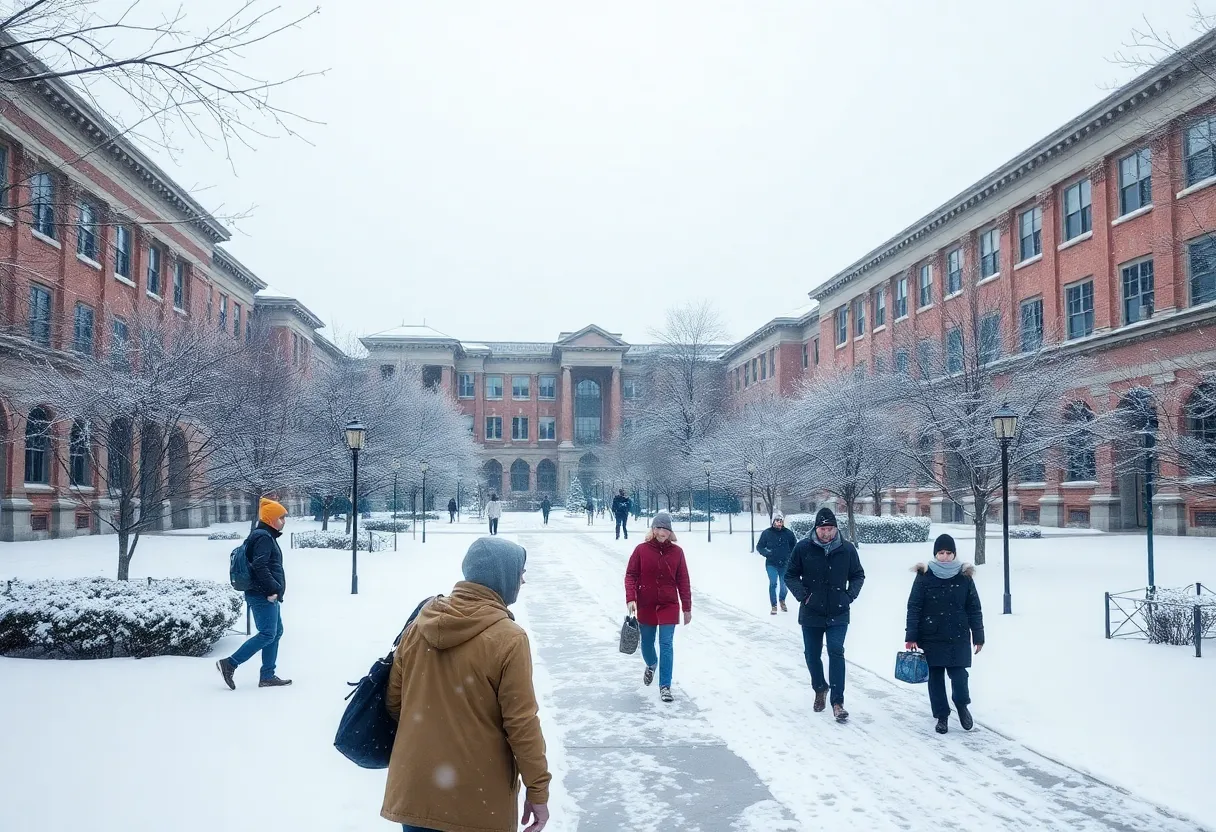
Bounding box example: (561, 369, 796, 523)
(972, 497, 987, 565)
(117, 530, 132, 581)
(845, 500, 858, 544)
(248, 491, 260, 532)
(321, 497, 331, 531)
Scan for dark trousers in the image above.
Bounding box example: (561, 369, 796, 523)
(449, 510, 455, 523)
(542, 509, 550, 524)
(615, 513, 628, 539)
(489, 518, 499, 535)
(228, 596, 283, 681)
(801, 623, 848, 705)
(927, 666, 971, 719)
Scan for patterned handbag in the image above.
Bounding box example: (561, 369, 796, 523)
(894, 649, 929, 684)
(619, 616, 641, 655)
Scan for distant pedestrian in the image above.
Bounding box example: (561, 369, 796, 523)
(541, 496, 552, 525)
(586, 497, 594, 525)
(448, 497, 458, 523)
(216, 498, 292, 690)
(756, 511, 798, 615)
(612, 489, 632, 540)
(487, 493, 502, 535)
(785, 507, 865, 722)
(624, 512, 692, 704)
(382, 537, 552, 831)
(905, 533, 985, 735)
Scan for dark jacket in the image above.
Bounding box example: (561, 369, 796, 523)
(541, 498, 552, 513)
(447, 499, 457, 513)
(785, 534, 864, 627)
(611, 495, 631, 516)
(905, 563, 985, 668)
(756, 526, 798, 570)
(246, 523, 285, 600)
(586, 500, 595, 512)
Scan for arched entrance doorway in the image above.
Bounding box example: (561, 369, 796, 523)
(536, 459, 557, 495)
(483, 459, 503, 495)
(577, 453, 600, 496)
(510, 459, 530, 493)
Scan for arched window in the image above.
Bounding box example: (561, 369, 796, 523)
(107, 418, 132, 494)
(483, 459, 503, 494)
(510, 459, 530, 493)
(574, 379, 602, 445)
(1064, 402, 1097, 482)
(69, 419, 91, 487)
(24, 408, 51, 484)
(1186, 383, 1216, 474)
(536, 459, 557, 494)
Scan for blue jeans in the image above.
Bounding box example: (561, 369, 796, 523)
(802, 623, 848, 705)
(927, 666, 971, 719)
(228, 596, 283, 681)
(766, 564, 788, 607)
(639, 623, 676, 688)
(615, 513, 629, 538)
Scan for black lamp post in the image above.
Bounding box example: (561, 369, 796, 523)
(344, 418, 366, 595)
(421, 461, 429, 543)
(392, 457, 400, 552)
(992, 403, 1019, 615)
(747, 463, 756, 553)
(703, 458, 713, 543)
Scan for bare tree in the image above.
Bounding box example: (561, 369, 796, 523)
(702, 389, 801, 521)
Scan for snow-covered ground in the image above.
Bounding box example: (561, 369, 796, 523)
(1, 512, 1212, 830)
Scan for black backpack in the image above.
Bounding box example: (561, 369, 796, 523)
(334, 595, 436, 769)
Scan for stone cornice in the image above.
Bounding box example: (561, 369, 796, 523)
(211, 249, 267, 294)
(253, 295, 324, 331)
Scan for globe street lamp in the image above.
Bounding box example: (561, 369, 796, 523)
(421, 460, 429, 544)
(392, 457, 400, 552)
(991, 403, 1019, 615)
(344, 418, 366, 595)
(703, 458, 713, 543)
(747, 463, 756, 553)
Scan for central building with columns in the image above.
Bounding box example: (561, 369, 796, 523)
(362, 324, 648, 500)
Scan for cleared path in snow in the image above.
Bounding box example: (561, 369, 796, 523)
(519, 523, 1206, 832)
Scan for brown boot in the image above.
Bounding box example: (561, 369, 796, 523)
(258, 676, 293, 688)
(771, 605, 778, 615)
(780, 601, 788, 612)
(813, 689, 827, 712)
(833, 703, 850, 723)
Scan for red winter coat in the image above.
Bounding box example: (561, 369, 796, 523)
(624, 537, 692, 626)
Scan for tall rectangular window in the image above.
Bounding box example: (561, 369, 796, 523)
(512, 375, 530, 400)
(895, 350, 910, 375)
(30, 172, 55, 238)
(917, 340, 934, 377)
(1185, 116, 1216, 186)
(70, 421, 90, 487)
(980, 229, 1000, 277)
(1019, 206, 1042, 261)
(1066, 280, 1095, 339)
(29, 285, 51, 346)
(1121, 259, 1155, 324)
(623, 378, 639, 399)
(147, 246, 162, 296)
(458, 372, 475, 398)
(918, 264, 933, 307)
(979, 314, 1001, 364)
(77, 201, 99, 260)
(854, 297, 866, 336)
(0, 145, 8, 209)
(946, 328, 963, 374)
(232, 303, 241, 338)
(946, 248, 963, 294)
(836, 307, 848, 345)
(218, 295, 228, 330)
(875, 286, 887, 326)
(1063, 179, 1092, 240)
(539, 416, 556, 440)
(769, 347, 775, 376)
(1188, 237, 1216, 306)
(173, 261, 186, 309)
(539, 374, 557, 399)
(895, 277, 908, 318)
(114, 226, 132, 278)
(462, 414, 474, 435)
(743, 363, 749, 388)
(486, 375, 504, 399)
(813, 338, 819, 365)
(1020, 297, 1044, 353)
(485, 416, 503, 440)
(760, 352, 767, 380)
(1119, 148, 1152, 214)
(111, 318, 129, 367)
(511, 416, 529, 441)
(73, 303, 94, 355)
(801, 343, 808, 368)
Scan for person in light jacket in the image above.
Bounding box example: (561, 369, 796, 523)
(486, 493, 502, 535)
(756, 511, 798, 615)
(624, 512, 692, 703)
(905, 533, 985, 735)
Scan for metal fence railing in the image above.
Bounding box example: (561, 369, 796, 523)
(1105, 583, 1215, 658)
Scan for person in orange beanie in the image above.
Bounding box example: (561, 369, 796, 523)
(217, 497, 292, 689)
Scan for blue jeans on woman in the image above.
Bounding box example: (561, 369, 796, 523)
(639, 623, 676, 688)
(227, 595, 283, 682)
(766, 564, 788, 607)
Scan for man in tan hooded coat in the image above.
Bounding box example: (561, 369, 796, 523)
(382, 537, 551, 832)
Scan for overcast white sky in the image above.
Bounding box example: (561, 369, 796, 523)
(142, 1, 1210, 345)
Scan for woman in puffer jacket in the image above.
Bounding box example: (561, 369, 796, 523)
(905, 533, 985, 734)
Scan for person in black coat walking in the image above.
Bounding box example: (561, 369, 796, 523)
(905, 533, 985, 734)
(756, 512, 798, 615)
(448, 498, 458, 523)
(612, 489, 632, 540)
(785, 507, 864, 722)
(541, 496, 552, 525)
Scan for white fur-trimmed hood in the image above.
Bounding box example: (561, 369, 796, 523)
(913, 562, 975, 577)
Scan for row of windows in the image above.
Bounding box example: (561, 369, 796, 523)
(21, 409, 93, 487)
(478, 415, 558, 442)
(458, 373, 639, 401)
(484, 458, 559, 493)
(734, 346, 778, 390)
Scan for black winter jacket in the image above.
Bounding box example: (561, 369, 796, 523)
(905, 564, 985, 668)
(785, 536, 865, 627)
(246, 522, 286, 600)
(611, 495, 632, 516)
(756, 526, 798, 570)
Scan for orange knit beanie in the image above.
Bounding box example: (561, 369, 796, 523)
(259, 497, 288, 526)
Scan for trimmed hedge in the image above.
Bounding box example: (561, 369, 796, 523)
(1008, 525, 1043, 539)
(786, 513, 932, 544)
(208, 531, 243, 541)
(293, 530, 390, 551)
(0, 578, 242, 659)
(362, 519, 410, 533)
(669, 510, 710, 523)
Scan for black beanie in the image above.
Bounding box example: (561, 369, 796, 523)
(933, 533, 957, 555)
(814, 507, 838, 528)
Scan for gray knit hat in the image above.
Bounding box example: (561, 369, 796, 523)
(651, 511, 673, 531)
(462, 537, 527, 606)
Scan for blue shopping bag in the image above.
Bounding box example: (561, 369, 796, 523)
(894, 649, 929, 684)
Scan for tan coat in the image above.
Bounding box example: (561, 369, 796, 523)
(381, 582, 551, 832)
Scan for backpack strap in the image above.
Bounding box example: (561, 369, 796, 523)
(392, 595, 441, 649)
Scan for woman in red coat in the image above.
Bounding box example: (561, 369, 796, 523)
(624, 511, 692, 703)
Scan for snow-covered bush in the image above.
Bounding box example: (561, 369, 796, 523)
(669, 510, 709, 523)
(786, 513, 931, 544)
(0, 578, 242, 659)
(1007, 525, 1042, 539)
(207, 531, 243, 541)
(1144, 588, 1216, 646)
(292, 531, 390, 551)
(363, 519, 410, 533)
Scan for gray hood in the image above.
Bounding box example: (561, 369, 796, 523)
(461, 536, 527, 606)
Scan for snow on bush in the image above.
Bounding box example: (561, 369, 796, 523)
(1144, 588, 1216, 646)
(208, 531, 243, 541)
(292, 531, 390, 551)
(0, 578, 242, 659)
(1008, 525, 1042, 539)
(669, 510, 709, 523)
(363, 519, 410, 533)
(785, 513, 931, 544)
